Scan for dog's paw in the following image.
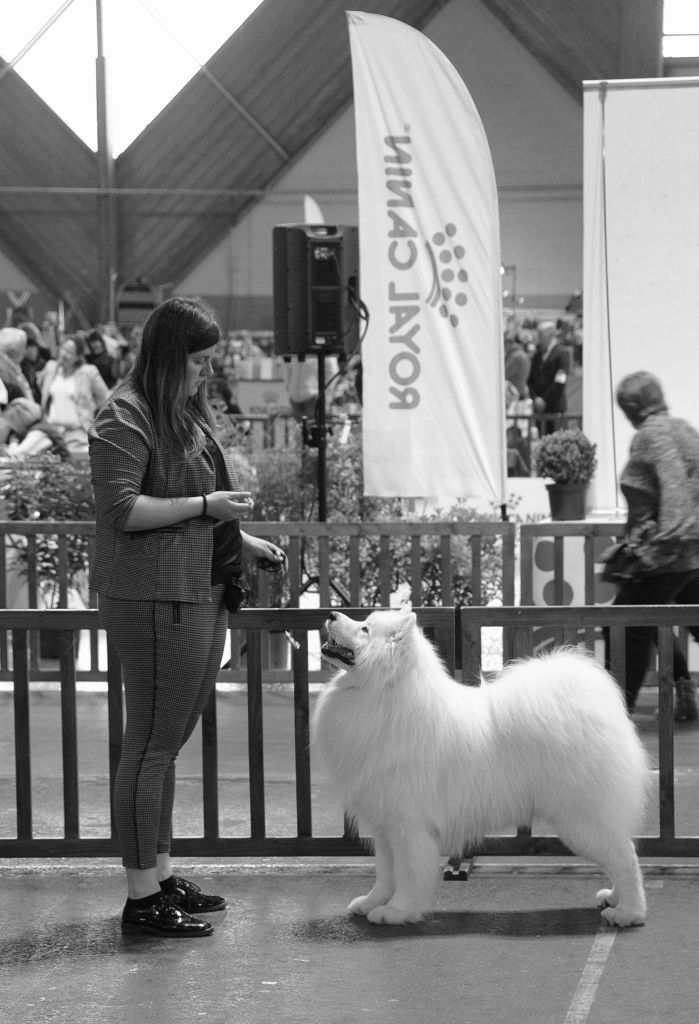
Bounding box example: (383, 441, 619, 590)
(366, 904, 424, 926)
(600, 904, 646, 928)
(348, 894, 388, 916)
(595, 887, 618, 909)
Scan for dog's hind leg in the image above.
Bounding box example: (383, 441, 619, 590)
(347, 830, 395, 916)
(557, 821, 646, 928)
(593, 838, 646, 928)
(367, 827, 440, 925)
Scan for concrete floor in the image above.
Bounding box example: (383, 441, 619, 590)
(1, 684, 698, 1023)
(1, 856, 698, 1024)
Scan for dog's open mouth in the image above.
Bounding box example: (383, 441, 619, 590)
(320, 640, 355, 666)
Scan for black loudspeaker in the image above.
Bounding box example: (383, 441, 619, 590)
(273, 224, 359, 357)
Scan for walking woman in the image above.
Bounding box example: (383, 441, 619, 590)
(89, 297, 286, 937)
(605, 371, 699, 719)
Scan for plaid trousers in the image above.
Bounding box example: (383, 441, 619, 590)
(99, 587, 227, 869)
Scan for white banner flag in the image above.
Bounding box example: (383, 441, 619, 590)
(348, 11, 506, 505)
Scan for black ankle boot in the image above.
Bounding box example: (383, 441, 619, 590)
(121, 892, 214, 937)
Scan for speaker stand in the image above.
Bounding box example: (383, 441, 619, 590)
(301, 352, 351, 607)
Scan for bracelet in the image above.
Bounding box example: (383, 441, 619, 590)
(201, 493, 208, 517)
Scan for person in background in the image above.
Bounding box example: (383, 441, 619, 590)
(565, 340, 583, 419)
(207, 353, 243, 415)
(0, 396, 69, 459)
(17, 319, 44, 349)
(528, 320, 568, 434)
(10, 304, 33, 329)
(85, 328, 119, 389)
(98, 321, 130, 360)
(504, 327, 530, 402)
(0, 327, 34, 404)
(20, 328, 51, 404)
(39, 334, 109, 459)
(605, 371, 699, 720)
(40, 311, 60, 357)
(111, 326, 140, 385)
(89, 296, 287, 938)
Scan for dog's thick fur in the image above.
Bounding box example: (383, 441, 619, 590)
(312, 607, 649, 927)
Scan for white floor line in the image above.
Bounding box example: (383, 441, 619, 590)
(563, 929, 617, 1024)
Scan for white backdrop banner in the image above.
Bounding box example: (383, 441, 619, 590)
(583, 78, 699, 513)
(348, 11, 506, 505)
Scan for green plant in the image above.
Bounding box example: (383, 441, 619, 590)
(533, 428, 597, 484)
(0, 455, 95, 605)
(232, 424, 506, 608)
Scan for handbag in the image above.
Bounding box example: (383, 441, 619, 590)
(600, 542, 643, 583)
(222, 575, 250, 613)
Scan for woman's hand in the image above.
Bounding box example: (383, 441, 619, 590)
(240, 531, 288, 575)
(206, 491, 254, 521)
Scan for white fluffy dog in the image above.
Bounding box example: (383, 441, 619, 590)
(312, 606, 649, 928)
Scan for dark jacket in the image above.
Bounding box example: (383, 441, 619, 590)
(88, 382, 239, 602)
(621, 411, 699, 575)
(529, 343, 567, 413)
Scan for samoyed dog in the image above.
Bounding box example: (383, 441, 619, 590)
(312, 606, 649, 928)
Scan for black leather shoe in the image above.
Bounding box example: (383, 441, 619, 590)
(163, 875, 227, 913)
(121, 893, 214, 937)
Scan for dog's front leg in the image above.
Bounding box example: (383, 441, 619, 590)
(367, 827, 440, 925)
(347, 830, 394, 916)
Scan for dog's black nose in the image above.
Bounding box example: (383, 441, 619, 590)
(328, 612, 337, 622)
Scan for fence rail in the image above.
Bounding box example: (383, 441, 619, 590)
(1, 604, 698, 859)
(0, 519, 515, 681)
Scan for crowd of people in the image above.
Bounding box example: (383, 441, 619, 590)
(0, 306, 141, 462)
(504, 314, 583, 476)
(0, 306, 265, 462)
(0, 302, 367, 468)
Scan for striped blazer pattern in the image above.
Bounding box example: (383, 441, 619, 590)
(88, 382, 238, 602)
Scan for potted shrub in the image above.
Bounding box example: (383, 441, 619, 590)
(0, 454, 95, 655)
(533, 428, 597, 520)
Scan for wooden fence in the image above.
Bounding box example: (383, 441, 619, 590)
(0, 519, 516, 681)
(1, 604, 698, 859)
(519, 520, 625, 606)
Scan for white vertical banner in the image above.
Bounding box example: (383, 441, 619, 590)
(348, 11, 506, 505)
(584, 78, 699, 513)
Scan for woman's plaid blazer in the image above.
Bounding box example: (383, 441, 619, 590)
(88, 382, 238, 603)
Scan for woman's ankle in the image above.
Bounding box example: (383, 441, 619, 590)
(125, 866, 161, 900)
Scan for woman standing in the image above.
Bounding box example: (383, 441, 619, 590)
(605, 371, 699, 719)
(89, 297, 286, 938)
(40, 334, 109, 458)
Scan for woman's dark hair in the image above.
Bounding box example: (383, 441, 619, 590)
(131, 296, 220, 452)
(616, 371, 668, 427)
(62, 333, 87, 365)
(86, 328, 106, 349)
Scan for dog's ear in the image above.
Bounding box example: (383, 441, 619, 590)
(390, 609, 417, 644)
